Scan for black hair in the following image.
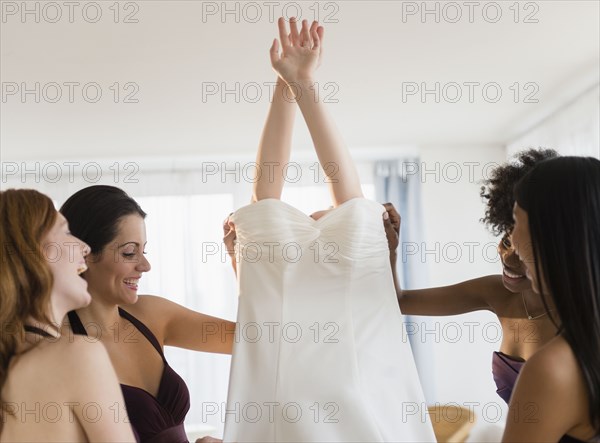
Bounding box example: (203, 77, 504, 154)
(480, 148, 559, 236)
(59, 185, 146, 255)
(515, 156, 600, 435)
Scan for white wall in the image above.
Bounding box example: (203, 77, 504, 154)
(417, 144, 509, 441)
(507, 84, 600, 158)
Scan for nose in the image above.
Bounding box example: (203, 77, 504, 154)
(137, 253, 151, 272)
(499, 241, 522, 269)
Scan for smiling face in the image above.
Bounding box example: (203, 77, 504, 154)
(83, 214, 151, 305)
(43, 213, 91, 318)
(497, 230, 532, 293)
(511, 202, 547, 295)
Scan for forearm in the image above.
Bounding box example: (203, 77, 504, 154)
(293, 78, 363, 206)
(252, 78, 296, 202)
(390, 252, 402, 301)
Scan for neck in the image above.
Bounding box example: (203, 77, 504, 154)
(74, 294, 122, 334)
(521, 288, 546, 311)
(521, 288, 555, 321)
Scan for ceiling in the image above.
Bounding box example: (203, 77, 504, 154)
(1, 1, 599, 162)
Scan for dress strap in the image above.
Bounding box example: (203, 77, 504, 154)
(24, 324, 54, 338)
(67, 310, 88, 335)
(118, 307, 165, 360)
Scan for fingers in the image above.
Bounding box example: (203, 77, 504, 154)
(223, 219, 237, 254)
(223, 230, 237, 252)
(269, 38, 280, 65)
(277, 17, 290, 48)
(289, 16, 300, 45)
(310, 22, 325, 50)
(383, 203, 401, 232)
(300, 19, 312, 48)
(315, 25, 324, 53)
(316, 25, 324, 43)
(309, 20, 318, 37)
(222, 213, 235, 232)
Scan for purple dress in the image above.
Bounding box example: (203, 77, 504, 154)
(68, 308, 191, 443)
(492, 351, 593, 443)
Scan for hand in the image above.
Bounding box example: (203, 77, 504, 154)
(270, 17, 323, 85)
(222, 213, 237, 264)
(383, 203, 401, 255)
(195, 437, 222, 443)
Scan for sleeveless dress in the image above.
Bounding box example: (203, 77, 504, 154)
(68, 308, 191, 443)
(224, 198, 435, 442)
(492, 351, 597, 443)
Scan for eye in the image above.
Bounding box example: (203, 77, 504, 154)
(122, 252, 136, 258)
(502, 236, 512, 248)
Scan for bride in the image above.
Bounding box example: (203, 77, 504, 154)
(223, 18, 435, 442)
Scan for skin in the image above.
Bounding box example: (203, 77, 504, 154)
(502, 204, 596, 442)
(224, 17, 395, 270)
(67, 214, 234, 443)
(69, 215, 235, 396)
(269, 17, 363, 205)
(1, 213, 135, 443)
(390, 202, 557, 361)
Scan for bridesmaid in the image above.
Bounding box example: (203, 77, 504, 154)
(60, 186, 233, 443)
(392, 148, 559, 403)
(0, 189, 135, 442)
(505, 156, 600, 442)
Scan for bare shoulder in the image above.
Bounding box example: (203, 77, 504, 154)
(524, 335, 579, 381)
(130, 294, 175, 311)
(122, 294, 176, 335)
(515, 335, 585, 419)
(7, 335, 112, 399)
(49, 334, 112, 375)
(506, 335, 594, 441)
(458, 274, 510, 308)
(477, 274, 518, 310)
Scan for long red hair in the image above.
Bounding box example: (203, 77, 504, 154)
(0, 189, 57, 425)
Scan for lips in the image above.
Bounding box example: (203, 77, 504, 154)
(503, 268, 525, 279)
(123, 277, 141, 290)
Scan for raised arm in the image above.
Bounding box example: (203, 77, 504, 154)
(252, 75, 296, 201)
(384, 203, 501, 315)
(270, 18, 362, 206)
(253, 18, 326, 202)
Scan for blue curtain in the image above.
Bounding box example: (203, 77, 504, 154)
(374, 159, 436, 401)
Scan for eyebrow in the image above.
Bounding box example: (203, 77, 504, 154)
(118, 241, 147, 248)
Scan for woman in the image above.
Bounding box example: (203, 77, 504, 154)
(60, 186, 233, 443)
(223, 18, 434, 442)
(391, 148, 559, 403)
(506, 156, 600, 442)
(0, 189, 135, 442)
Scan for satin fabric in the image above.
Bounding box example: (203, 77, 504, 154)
(224, 198, 435, 442)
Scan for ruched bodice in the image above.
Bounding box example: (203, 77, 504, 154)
(224, 198, 435, 442)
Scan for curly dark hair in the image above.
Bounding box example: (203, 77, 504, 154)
(480, 148, 559, 236)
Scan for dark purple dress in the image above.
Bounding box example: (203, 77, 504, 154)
(68, 308, 191, 443)
(492, 351, 592, 443)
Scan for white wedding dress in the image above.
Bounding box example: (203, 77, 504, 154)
(223, 198, 435, 442)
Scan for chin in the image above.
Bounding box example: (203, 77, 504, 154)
(80, 292, 92, 307)
(121, 292, 139, 305)
(501, 272, 531, 293)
